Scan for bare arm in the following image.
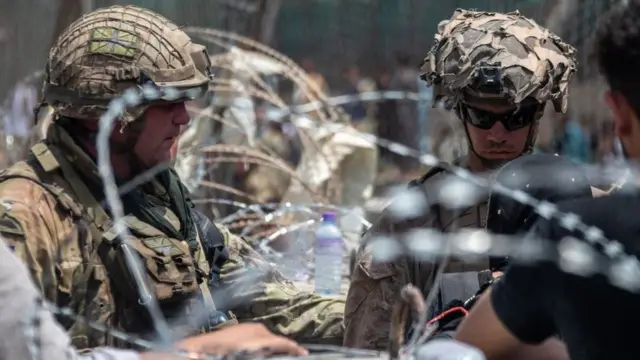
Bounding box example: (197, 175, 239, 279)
(455, 290, 522, 359)
(456, 291, 568, 360)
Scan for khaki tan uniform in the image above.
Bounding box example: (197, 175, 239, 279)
(0, 125, 344, 350)
(344, 159, 489, 349)
(344, 8, 578, 350)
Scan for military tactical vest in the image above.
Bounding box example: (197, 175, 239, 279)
(407, 162, 490, 320)
(0, 142, 227, 349)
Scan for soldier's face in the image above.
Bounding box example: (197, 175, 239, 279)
(461, 101, 533, 161)
(133, 102, 190, 166)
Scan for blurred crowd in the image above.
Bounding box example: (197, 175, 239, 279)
(294, 54, 618, 186)
(536, 112, 616, 164)
(0, 54, 617, 188)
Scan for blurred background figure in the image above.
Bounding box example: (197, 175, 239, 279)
(553, 112, 592, 163)
(339, 64, 368, 126)
(388, 52, 420, 174)
(593, 120, 616, 163)
(293, 57, 329, 120)
(244, 117, 294, 204)
(299, 58, 329, 95)
(374, 67, 397, 163)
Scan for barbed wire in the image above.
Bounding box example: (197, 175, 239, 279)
(96, 86, 187, 347)
(211, 199, 371, 229)
(0, 3, 624, 358)
(1, 66, 633, 359)
(93, 83, 630, 296)
(97, 83, 639, 281)
(266, 91, 432, 123)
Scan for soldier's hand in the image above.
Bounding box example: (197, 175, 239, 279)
(176, 323, 308, 357)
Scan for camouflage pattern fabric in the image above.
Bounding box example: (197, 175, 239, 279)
(420, 9, 577, 112)
(0, 4, 344, 349)
(0, 124, 344, 349)
(344, 158, 488, 349)
(345, 9, 578, 350)
(42, 5, 212, 123)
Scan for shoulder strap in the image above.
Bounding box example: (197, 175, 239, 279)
(195, 232, 218, 317)
(192, 210, 228, 286)
(408, 162, 450, 188)
(192, 211, 236, 328)
(30, 141, 112, 269)
(406, 162, 450, 228)
(0, 166, 83, 220)
(30, 142, 111, 231)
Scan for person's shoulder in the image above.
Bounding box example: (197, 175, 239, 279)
(369, 158, 475, 234)
(557, 193, 635, 223)
(0, 160, 50, 203)
(409, 166, 447, 187)
(0, 157, 78, 228)
(408, 157, 470, 194)
(0, 160, 67, 251)
(539, 193, 639, 242)
(409, 160, 454, 187)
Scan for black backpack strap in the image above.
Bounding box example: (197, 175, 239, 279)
(191, 209, 229, 288)
(405, 162, 451, 232)
(408, 162, 450, 188)
(191, 209, 237, 329)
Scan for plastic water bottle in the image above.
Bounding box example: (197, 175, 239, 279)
(314, 212, 344, 295)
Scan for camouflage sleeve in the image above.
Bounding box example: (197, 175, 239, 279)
(344, 197, 436, 350)
(344, 246, 409, 350)
(0, 179, 69, 301)
(216, 225, 344, 345)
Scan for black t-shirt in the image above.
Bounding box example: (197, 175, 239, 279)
(491, 191, 640, 360)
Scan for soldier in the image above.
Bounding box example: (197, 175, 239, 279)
(456, 2, 640, 358)
(344, 9, 577, 349)
(424, 154, 592, 359)
(244, 118, 293, 204)
(0, 5, 343, 350)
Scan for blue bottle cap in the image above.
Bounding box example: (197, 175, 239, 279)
(321, 212, 337, 222)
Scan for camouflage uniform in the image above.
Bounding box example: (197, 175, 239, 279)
(344, 10, 577, 349)
(0, 5, 343, 350)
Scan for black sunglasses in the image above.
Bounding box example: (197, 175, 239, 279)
(457, 102, 544, 131)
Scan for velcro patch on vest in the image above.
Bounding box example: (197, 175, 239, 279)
(89, 28, 139, 58)
(142, 237, 186, 257)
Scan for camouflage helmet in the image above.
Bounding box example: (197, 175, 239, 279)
(42, 5, 213, 123)
(420, 9, 577, 113)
